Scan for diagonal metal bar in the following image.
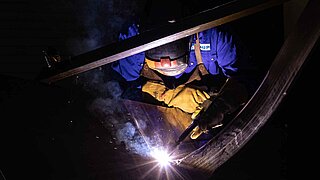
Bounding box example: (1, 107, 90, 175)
(39, 0, 288, 84)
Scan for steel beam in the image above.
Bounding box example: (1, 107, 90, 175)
(39, 0, 288, 84)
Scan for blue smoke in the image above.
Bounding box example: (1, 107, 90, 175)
(89, 96, 163, 158)
(116, 122, 150, 157)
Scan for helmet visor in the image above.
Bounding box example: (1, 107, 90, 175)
(145, 56, 188, 76)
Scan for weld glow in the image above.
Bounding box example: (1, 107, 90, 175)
(151, 148, 172, 167)
(138, 147, 186, 179)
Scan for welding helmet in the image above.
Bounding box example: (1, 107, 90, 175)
(145, 38, 189, 76)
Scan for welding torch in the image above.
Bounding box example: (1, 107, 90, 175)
(173, 99, 213, 148)
(170, 78, 230, 153)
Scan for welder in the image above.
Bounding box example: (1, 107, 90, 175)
(111, 0, 259, 139)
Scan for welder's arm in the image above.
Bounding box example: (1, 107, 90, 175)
(111, 24, 145, 82)
(191, 78, 248, 139)
(142, 81, 210, 113)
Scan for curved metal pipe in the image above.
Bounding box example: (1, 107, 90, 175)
(176, 0, 320, 174)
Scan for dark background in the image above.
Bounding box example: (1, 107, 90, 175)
(1, 0, 315, 179)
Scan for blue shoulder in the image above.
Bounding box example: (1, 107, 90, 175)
(112, 23, 144, 81)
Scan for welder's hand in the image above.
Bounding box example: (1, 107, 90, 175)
(166, 85, 210, 113)
(142, 81, 210, 113)
(190, 126, 204, 140)
(190, 98, 227, 139)
(119, 24, 139, 40)
(142, 81, 167, 100)
(190, 78, 250, 139)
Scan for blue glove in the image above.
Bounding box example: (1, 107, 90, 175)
(119, 24, 139, 40)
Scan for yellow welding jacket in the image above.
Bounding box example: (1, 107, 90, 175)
(145, 38, 189, 76)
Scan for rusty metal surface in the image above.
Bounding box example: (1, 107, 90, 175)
(177, 0, 320, 174)
(39, 0, 288, 84)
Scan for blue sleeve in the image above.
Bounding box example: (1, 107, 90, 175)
(111, 24, 144, 81)
(211, 27, 238, 77)
(210, 27, 260, 96)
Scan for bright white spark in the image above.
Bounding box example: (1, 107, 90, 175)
(151, 149, 172, 167)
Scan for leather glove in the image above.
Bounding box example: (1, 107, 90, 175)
(141, 81, 167, 100)
(190, 78, 249, 139)
(190, 98, 228, 139)
(167, 85, 210, 113)
(142, 81, 210, 113)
